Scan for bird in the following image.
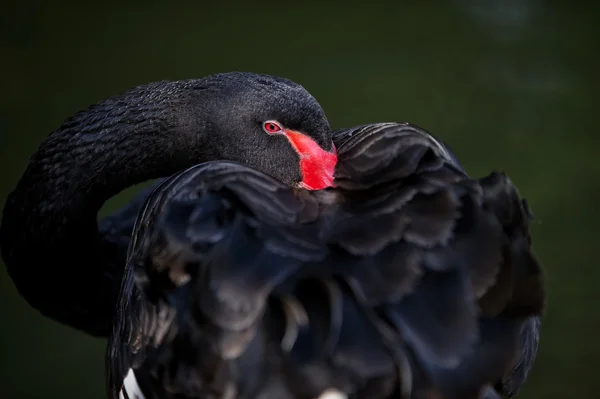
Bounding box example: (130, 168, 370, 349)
(107, 123, 544, 399)
(0, 72, 337, 337)
(0, 73, 545, 398)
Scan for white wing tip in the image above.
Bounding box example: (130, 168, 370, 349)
(316, 388, 347, 399)
(120, 368, 145, 399)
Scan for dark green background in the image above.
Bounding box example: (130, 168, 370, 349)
(1, 2, 597, 398)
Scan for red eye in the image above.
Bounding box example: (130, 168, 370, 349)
(263, 121, 282, 134)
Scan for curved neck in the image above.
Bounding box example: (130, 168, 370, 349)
(0, 81, 215, 336)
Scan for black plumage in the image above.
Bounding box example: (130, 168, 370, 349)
(107, 123, 545, 399)
(0, 71, 544, 399)
(0, 72, 333, 337)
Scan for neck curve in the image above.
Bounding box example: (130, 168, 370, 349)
(0, 80, 223, 336)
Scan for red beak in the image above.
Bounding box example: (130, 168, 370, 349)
(282, 130, 337, 190)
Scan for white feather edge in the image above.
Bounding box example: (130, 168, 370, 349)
(119, 368, 145, 399)
(316, 388, 347, 399)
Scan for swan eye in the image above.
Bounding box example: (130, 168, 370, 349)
(263, 121, 283, 134)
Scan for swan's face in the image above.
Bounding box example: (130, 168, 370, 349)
(196, 73, 337, 190)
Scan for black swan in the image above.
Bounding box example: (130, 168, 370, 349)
(0, 74, 544, 399)
(0, 72, 337, 337)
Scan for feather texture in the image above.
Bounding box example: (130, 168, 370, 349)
(108, 123, 545, 399)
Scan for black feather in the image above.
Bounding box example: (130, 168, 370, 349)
(107, 123, 545, 399)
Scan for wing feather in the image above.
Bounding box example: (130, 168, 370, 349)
(107, 123, 545, 399)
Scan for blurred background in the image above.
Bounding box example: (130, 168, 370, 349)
(1, 1, 597, 398)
